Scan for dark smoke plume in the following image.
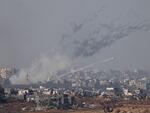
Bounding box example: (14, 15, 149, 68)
(73, 21, 150, 57)
(61, 18, 150, 58)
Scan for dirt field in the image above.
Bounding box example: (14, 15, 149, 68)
(1, 105, 150, 113)
(1, 101, 150, 113)
(26, 106, 150, 113)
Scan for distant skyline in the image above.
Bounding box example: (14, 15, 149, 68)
(0, 0, 150, 70)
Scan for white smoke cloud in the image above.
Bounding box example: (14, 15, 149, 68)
(10, 53, 72, 84)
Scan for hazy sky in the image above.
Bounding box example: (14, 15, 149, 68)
(0, 0, 150, 70)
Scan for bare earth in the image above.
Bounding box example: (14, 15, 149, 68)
(1, 101, 150, 113)
(26, 106, 150, 113)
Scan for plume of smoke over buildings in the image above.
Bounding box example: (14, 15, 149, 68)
(9, 6, 150, 84)
(10, 19, 150, 84)
(10, 53, 72, 84)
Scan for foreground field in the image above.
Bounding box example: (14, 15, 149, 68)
(1, 101, 150, 113)
(26, 105, 150, 113)
(1, 105, 150, 113)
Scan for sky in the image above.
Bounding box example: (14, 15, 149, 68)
(0, 0, 150, 71)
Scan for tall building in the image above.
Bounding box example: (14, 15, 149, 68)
(0, 67, 9, 79)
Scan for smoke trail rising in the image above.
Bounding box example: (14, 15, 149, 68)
(9, 7, 150, 84)
(73, 21, 150, 57)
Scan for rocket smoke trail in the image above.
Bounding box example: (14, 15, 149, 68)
(74, 22, 150, 57)
(60, 7, 150, 59)
(59, 57, 114, 79)
(62, 20, 150, 58)
(10, 8, 150, 84)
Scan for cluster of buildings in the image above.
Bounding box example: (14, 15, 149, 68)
(45, 69, 150, 101)
(2, 87, 79, 110)
(0, 67, 17, 79)
(0, 67, 11, 79)
(0, 67, 18, 86)
(1, 67, 150, 111)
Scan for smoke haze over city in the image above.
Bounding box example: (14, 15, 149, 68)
(0, 0, 150, 83)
